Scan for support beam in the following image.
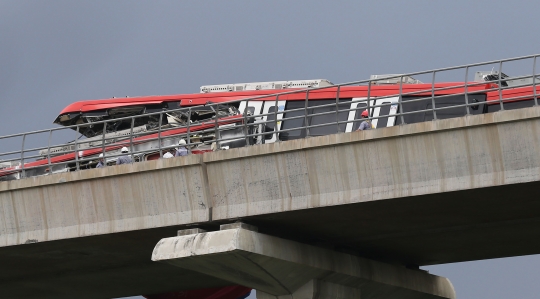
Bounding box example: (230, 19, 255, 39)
(152, 227, 455, 299)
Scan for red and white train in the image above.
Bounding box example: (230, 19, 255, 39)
(1, 73, 539, 181)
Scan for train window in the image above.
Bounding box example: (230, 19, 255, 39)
(487, 99, 535, 113)
(266, 106, 276, 130)
(263, 106, 277, 140)
(280, 101, 306, 140)
(308, 99, 351, 136)
(397, 94, 486, 124)
(166, 101, 181, 109)
(280, 99, 352, 140)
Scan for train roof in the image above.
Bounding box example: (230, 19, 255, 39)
(54, 82, 492, 122)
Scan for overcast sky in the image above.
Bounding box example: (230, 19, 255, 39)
(2, 1, 540, 299)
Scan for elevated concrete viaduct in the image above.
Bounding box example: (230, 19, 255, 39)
(2, 107, 540, 298)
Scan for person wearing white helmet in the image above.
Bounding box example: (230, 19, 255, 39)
(117, 146, 133, 165)
(96, 153, 106, 168)
(175, 139, 188, 157)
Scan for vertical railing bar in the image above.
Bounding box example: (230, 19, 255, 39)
(187, 108, 192, 154)
(431, 71, 437, 120)
(533, 56, 538, 106)
(129, 117, 135, 162)
(304, 89, 310, 138)
(214, 103, 220, 150)
(20, 134, 26, 178)
(366, 80, 372, 129)
(74, 126, 80, 171)
(335, 86, 341, 133)
(274, 95, 280, 142)
(47, 130, 52, 172)
(101, 120, 107, 157)
(398, 76, 406, 124)
(244, 99, 250, 146)
(464, 66, 471, 115)
(498, 61, 504, 111)
(158, 112, 163, 158)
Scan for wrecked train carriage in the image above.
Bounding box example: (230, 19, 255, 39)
(54, 99, 242, 139)
(4, 75, 540, 182)
(0, 109, 248, 181)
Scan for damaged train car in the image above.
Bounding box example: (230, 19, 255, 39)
(1, 75, 539, 182)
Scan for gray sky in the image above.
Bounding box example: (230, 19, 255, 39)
(2, 1, 540, 298)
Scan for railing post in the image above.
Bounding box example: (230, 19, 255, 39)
(464, 66, 471, 115)
(20, 133, 26, 178)
(187, 108, 192, 154)
(366, 79, 372, 130)
(74, 126, 80, 171)
(498, 61, 504, 111)
(244, 99, 250, 146)
(101, 120, 107, 156)
(431, 71, 437, 120)
(158, 112, 163, 158)
(304, 89, 310, 138)
(335, 85, 341, 133)
(129, 117, 135, 162)
(47, 129, 52, 172)
(398, 76, 406, 124)
(274, 95, 280, 141)
(214, 103, 220, 149)
(533, 56, 538, 106)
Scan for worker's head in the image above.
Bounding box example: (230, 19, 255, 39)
(361, 110, 369, 118)
(121, 147, 129, 153)
(176, 139, 187, 150)
(98, 153, 104, 160)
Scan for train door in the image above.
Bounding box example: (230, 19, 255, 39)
(236, 100, 265, 145)
(346, 98, 367, 132)
(260, 100, 286, 144)
(370, 96, 399, 128)
(346, 96, 400, 131)
(238, 101, 264, 119)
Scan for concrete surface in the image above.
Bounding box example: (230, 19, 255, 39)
(257, 280, 362, 299)
(152, 227, 456, 299)
(205, 106, 540, 220)
(2, 107, 540, 298)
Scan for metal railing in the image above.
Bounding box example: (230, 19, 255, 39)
(0, 54, 539, 181)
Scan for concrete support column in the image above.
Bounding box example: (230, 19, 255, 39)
(257, 280, 361, 299)
(152, 224, 455, 299)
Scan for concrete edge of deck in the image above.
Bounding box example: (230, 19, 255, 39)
(2, 106, 540, 192)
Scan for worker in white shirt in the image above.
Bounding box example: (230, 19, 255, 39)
(117, 147, 133, 165)
(96, 153, 106, 168)
(175, 139, 188, 157)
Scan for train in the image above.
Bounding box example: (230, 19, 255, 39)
(1, 73, 539, 181)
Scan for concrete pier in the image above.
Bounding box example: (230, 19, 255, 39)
(153, 226, 456, 299)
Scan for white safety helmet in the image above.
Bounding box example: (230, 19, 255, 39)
(121, 147, 129, 153)
(178, 139, 187, 146)
(99, 153, 104, 158)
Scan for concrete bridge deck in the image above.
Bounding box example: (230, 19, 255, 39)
(2, 107, 540, 298)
